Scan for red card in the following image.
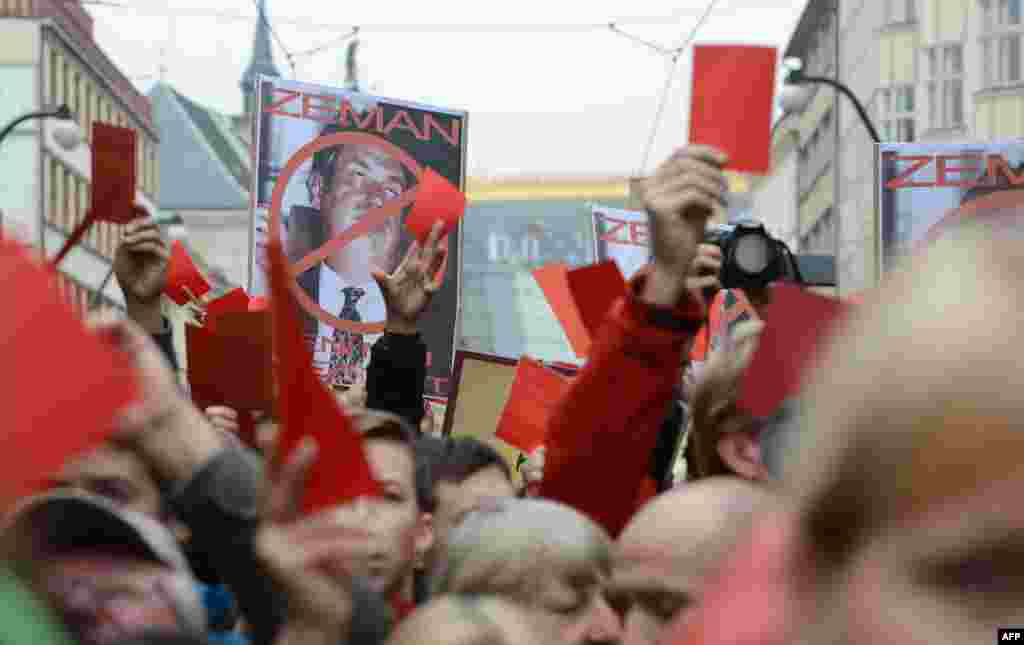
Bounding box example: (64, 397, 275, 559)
(533, 264, 592, 359)
(405, 168, 466, 244)
(164, 240, 211, 305)
(186, 312, 274, 413)
(0, 240, 137, 502)
(248, 296, 268, 311)
(566, 261, 628, 339)
(268, 238, 380, 514)
(689, 45, 777, 174)
(495, 357, 570, 454)
(91, 123, 139, 224)
(736, 284, 847, 417)
(206, 288, 251, 321)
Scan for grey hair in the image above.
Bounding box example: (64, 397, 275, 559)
(432, 498, 612, 598)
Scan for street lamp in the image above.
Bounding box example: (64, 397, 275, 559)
(779, 60, 880, 143)
(0, 104, 82, 151)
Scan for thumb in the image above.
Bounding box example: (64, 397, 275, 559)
(370, 269, 390, 294)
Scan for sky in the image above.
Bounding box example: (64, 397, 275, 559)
(87, 0, 809, 179)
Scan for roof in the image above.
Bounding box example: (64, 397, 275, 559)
(148, 83, 251, 210)
(240, 0, 282, 92)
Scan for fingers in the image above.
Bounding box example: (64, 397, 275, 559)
(692, 250, 722, 276)
(205, 406, 240, 434)
(668, 145, 729, 168)
(268, 437, 318, 523)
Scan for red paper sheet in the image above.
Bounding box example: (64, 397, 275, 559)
(267, 239, 380, 514)
(206, 288, 251, 321)
(164, 240, 211, 305)
(404, 168, 466, 244)
(0, 240, 137, 502)
(495, 357, 570, 453)
(91, 123, 139, 224)
(533, 264, 592, 359)
(689, 45, 777, 175)
(736, 284, 847, 417)
(186, 312, 274, 413)
(566, 261, 627, 340)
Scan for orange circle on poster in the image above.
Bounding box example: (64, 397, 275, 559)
(269, 131, 439, 334)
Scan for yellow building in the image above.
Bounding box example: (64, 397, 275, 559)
(0, 0, 159, 312)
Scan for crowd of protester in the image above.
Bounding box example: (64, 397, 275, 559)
(4, 143, 1023, 645)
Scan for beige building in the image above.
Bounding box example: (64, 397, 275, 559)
(0, 0, 159, 312)
(756, 0, 1024, 295)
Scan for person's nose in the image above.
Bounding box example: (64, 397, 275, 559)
(584, 595, 624, 645)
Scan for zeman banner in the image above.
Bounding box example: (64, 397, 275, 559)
(877, 142, 1024, 274)
(249, 77, 467, 398)
(591, 204, 649, 280)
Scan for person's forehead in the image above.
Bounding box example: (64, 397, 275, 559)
(337, 146, 403, 174)
(364, 439, 415, 486)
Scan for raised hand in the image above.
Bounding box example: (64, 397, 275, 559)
(255, 431, 360, 645)
(641, 145, 728, 307)
(114, 213, 170, 306)
(372, 221, 447, 335)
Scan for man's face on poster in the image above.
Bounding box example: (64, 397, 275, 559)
(320, 145, 406, 283)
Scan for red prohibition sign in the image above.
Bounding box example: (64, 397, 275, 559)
(269, 131, 449, 334)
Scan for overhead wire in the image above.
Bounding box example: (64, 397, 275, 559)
(635, 0, 720, 178)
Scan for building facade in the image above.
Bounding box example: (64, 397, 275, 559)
(0, 0, 159, 313)
(762, 0, 1024, 295)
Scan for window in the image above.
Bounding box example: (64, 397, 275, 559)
(879, 84, 916, 141)
(982, 0, 1024, 87)
(885, 0, 916, 24)
(48, 159, 59, 226)
(926, 44, 964, 129)
(49, 50, 60, 105)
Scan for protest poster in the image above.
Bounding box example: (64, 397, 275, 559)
(249, 77, 467, 398)
(591, 204, 649, 280)
(877, 142, 1024, 274)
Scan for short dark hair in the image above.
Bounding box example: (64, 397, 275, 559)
(413, 437, 512, 513)
(414, 435, 449, 513)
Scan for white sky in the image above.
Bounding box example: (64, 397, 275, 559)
(88, 0, 808, 178)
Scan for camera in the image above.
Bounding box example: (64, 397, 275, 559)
(703, 221, 801, 294)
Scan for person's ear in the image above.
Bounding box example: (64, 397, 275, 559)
(309, 174, 323, 210)
(717, 431, 769, 481)
(414, 512, 434, 566)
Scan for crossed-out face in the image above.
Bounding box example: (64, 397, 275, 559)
(319, 145, 407, 283)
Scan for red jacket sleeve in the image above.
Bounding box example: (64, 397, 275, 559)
(538, 277, 703, 537)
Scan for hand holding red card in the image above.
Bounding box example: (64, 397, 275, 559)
(737, 283, 849, 417)
(164, 240, 211, 306)
(689, 45, 777, 174)
(405, 168, 466, 244)
(267, 238, 380, 514)
(0, 240, 137, 502)
(496, 358, 570, 454)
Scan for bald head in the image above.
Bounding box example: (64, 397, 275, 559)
(611, 478, 774, 645)
(386, 595, 551, 645)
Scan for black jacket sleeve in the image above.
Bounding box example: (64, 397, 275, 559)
(151, 317, 179, 372)
(366, 332, 427, 429)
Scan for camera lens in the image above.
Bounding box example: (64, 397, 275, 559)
(733, 234, 771, 274)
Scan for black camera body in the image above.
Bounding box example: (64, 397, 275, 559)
(703, 221, 799, 294)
